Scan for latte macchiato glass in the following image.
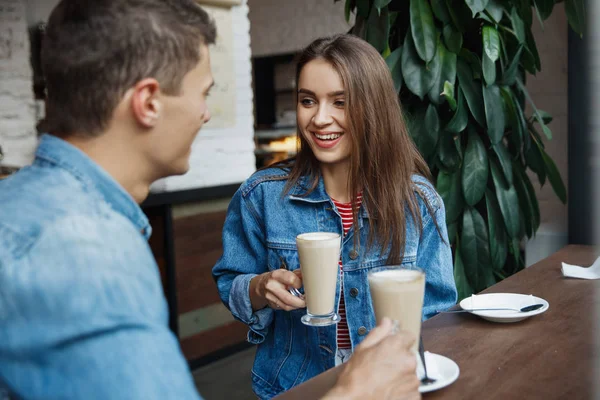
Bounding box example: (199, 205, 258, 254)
(368, 266, 425, 353)
(296, 232, 341, 327)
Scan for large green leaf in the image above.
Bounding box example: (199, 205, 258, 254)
(565, 0, 585, 37)
(514, 92, 530, 152)
(356, 0, 370, 18)
(490, 159, 520, 238)
(493, 142, 513, 187)
(402, 31, 439, 99)
(461, 128, 488, 206)
(443, 25, 463, 54)
(385, 46, 403, 93)
(409, 105, 439, 158)
(516, 163, 541, 232)
(512, 163, 535, 238)
(499, 86, 523, 153)
(366, 4, 389, 52)
(510, 7, 526, 44)
(482, 26, 500, 63)
(501, 46, 524, 85)
(465, 0, 489, 17)
(431, 0, 452, 23)
(485, 0, 504, 23)
(483, 84, 505, 144)
(410, 0, 437, 62)
(454, 237, 474, 301)
(525, 29, 541, 72)
(446, 88, 468, 133)
(482, 52, 496, 86)
(439, 132, 461, 171)
(534, 0, 554, 20)
(485, 189, 508, 271)
(375, 0, 392, 9)
(457, 58, 486, 126)
(518, 0, 533, 27)
(437, 169, 464, 223)
(428, 41, 457, 105)
(461, 207, 495, 292)
(525, 141, 546, 185)
(516, 79, 552, 140)
(447, 221, 458, 245)
(539, 143, 567, 204)
(446, 0, 472, 33)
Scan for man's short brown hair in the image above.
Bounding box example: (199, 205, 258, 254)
(41, 0, 217, 137)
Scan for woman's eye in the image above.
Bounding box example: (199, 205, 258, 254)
(334, 100, 345, 107)
(300, 98, 315, 106)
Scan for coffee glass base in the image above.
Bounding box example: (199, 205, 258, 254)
(301, 312, 341, 327)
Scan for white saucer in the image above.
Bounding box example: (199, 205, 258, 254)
(417, 352, 460, 393)
(459, 293, 550, 323)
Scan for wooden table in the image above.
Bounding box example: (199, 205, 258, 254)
(277, 245, 600, 399)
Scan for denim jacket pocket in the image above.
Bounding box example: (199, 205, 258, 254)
(266, 241, 300, 271)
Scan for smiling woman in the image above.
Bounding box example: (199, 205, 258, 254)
(212, 34, 457, 399)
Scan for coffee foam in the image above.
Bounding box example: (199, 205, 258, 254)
(369, 269, 423, 283)
(296, 232, 340, 241)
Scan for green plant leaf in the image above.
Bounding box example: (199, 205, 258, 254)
(516, 79, 552, 140)
(512, 163, 534, 238)
(439, 132, 461, 171)
(437, 169, 464, 222)
(537, 109, 553, 124)
(356, 0, 370, 18)
(499, 86, 523, 154)
(516, 163, 541, 232)
(345, 0, 355, 22)
(534, 0, 554, 20)
(492, 141, 513, 187)
(457, 58, 486, 126)
(366, 4, 390, 52)
(461, 207, 495, 292)
(483, 84, 505, 144)
(525, 29, 541, 72)
(448, 221, 458, 245)
(428, 41, 457, 104)
(518, 0, 533, 27)
(462, 128, 488, 206)
(454, 237, 474, 301)
(482, 52, 496, 86)
(446, 88, 468, 133)
(525, 141, 546, 185)
(401, 31, 439, 99)
(482, 26, 500, 62)
(490, 159, 520, 238)
(486, 0, 504, 23)
(409, 105, 440, 158)
(510, 7, 526, 44)
(485, 189, 508, 271)
(443, 25, 463, 54)
(565, 0, 585, 37)
(442, 81, 457, 111)
(446, 0, 472, 33)
(431, 0, 452, 24)
(501, 46, 524, 85)
(514, 92, 530, 151)
(410, 0, 437, 62)
(385, 46, 403, 93)
(539, 143, 567, 204)
(375, 0, 392, 9)
(465, 0, 489, 17)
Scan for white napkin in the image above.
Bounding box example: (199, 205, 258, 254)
(561, 257, 600, 280)
(416, 351, 441, 381)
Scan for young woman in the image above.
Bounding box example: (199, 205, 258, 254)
(212, 34, 457, 399)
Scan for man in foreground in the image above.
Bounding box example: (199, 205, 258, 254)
(0, 0, 420, 398)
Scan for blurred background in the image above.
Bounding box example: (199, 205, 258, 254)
(0, 0, 597, 398)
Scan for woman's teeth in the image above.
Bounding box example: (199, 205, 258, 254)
(314, 133, 341, 140)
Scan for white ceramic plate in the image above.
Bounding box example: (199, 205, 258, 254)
(459, 293, 550, 323)
(418, 352, 460, 393)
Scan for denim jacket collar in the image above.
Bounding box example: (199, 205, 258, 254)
(288, 174, 370, 219)
(34, 134, 151, 239)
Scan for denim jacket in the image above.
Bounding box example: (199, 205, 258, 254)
(0, 135, 200, 399)
(212, 167, 457, 399)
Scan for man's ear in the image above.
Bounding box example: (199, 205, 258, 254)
(131, 78, 162, 128)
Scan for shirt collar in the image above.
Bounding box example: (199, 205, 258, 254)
(35, 134, 152, 239)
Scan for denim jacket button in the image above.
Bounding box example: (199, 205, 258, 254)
(357, 326, 367, 336)
(349, 287, 359, 297)
(349, 249, 359, 260)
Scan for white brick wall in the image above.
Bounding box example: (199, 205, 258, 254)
(0, 0, 37, 168)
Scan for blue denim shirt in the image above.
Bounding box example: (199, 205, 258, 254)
(212, 167, 458, 399)
(0, 135, 200, 399)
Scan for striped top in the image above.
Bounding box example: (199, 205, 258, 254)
(331, 193, 363, 350)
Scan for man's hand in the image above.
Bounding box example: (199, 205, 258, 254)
(323, 318, 420, 400)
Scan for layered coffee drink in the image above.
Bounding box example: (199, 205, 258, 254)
(296, 232, 341, 326)
(368, 267, 425, 352)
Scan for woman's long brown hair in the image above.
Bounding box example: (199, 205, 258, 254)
(277, 34, 433, 264)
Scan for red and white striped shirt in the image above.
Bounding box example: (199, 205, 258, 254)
(331, 193, 363, 350)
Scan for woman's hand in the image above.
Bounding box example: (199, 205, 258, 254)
(249, 269, 306, 311)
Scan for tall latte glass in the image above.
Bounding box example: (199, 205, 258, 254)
(368, 266, 425, 353)
(296, 232, 341, 327)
